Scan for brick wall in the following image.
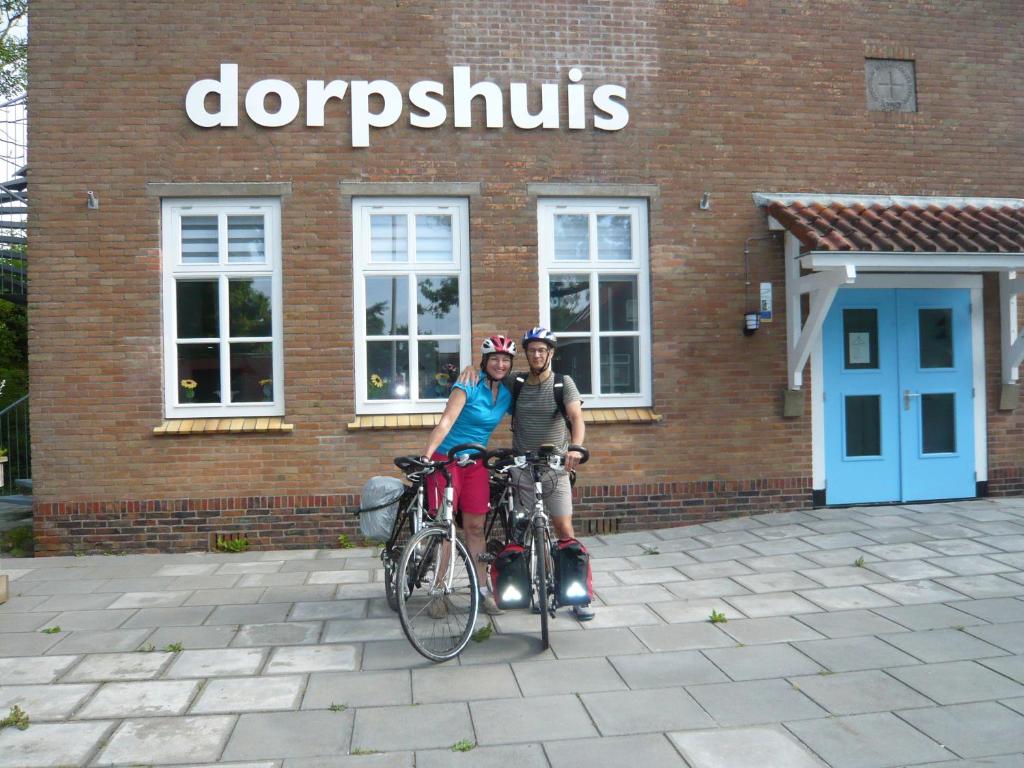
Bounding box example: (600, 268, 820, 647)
(27, 1, 1024, 553)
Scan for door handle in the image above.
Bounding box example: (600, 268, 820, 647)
(903, 389, 920, 410)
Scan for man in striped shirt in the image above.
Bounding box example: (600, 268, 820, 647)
(513, 327, 592, 621)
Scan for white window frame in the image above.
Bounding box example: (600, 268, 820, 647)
(161, 197, 284, 419)
(352, 197, 472, 415)
(538, 197, 651, 408)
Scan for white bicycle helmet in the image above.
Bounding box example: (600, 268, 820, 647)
(522, 326, 557, 348)
(480, 334, 517, 357)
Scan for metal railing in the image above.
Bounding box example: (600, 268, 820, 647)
(0, 94, 26, 303)
(0, 393, 29, 494)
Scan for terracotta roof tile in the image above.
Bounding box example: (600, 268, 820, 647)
(763, 197, 1024, 253)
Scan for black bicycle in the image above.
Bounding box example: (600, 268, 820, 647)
(379, 455, 434, 612)
(485, 444, 589, 649)
(396, 442, 487, 662)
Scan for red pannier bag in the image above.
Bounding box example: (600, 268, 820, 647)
(553, 537, 593, 606)
(490, 542, 531, 609)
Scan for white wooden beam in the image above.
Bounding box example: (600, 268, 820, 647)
(1000, 271, 1023, 384)
(786, 233, 856, 389)
(797, 264, 856, 295)
(785, 233, 804, 389)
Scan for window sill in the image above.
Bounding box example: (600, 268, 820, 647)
(346, 408, 662, 430)
(153, 417, 294, 435)
(348, 414, 443, 430)
(584, 408, 663, 424)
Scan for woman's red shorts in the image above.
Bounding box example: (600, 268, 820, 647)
(426, 451, 489, 517)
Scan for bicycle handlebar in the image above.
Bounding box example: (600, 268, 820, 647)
(484, 444, 589, 470)
(394, 443, 488, 478)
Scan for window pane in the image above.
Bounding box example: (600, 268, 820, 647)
(597, 215, 631, 260)
(181, 215, 218, 263)
(415, 214, 454, 263)
(177, 343, 220, 404)
(370, 214, 408, 263)
(417, 276, 459, 336)
(230, 342, 274, 403)
(845, 395, 881, 457)
(550, 276, 590, 333)
(843, 309, 878, 369)
(365, 276, 409, 335)
(553, 214, 589, 261)
(419, 339, 460, 400)
(176, 280, 219, 339)
(599, 336, 639, 394)
(227, 215, 265, 263)
(922, 393, 956, 453)
(229, 277, 272, 338)
(919, 308, 953, 368)
(599, 276, 638, 331)
(367, 340, 410, 400)
(554, 338, 591, 394)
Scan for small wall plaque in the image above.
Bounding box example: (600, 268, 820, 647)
(865, 59, 917, 112)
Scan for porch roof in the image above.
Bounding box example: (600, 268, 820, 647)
(753, 193, 1024, 256)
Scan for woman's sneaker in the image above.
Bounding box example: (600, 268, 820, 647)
(572, 604, 594, 622)
(480, 593, 504, 615)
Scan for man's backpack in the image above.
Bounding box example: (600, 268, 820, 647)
(509, 372, 570, 430)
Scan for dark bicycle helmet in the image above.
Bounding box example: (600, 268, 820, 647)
(522, 326, 557, 348)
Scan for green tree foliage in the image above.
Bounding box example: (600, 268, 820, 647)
(0, 1, 26, 99)
(0, 298, 26, 410)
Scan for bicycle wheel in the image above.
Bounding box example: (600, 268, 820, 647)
(533, 524, 551, 649)
(397, 527, 479, 662)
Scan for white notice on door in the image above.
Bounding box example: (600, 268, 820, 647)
(848, 332, 870, 365)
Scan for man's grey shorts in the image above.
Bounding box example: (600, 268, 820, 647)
(509, 466, 573, 518)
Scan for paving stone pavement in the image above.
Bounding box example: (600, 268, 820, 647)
(2, 497, 1024, 766)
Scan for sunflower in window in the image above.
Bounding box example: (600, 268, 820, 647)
(180, 379, 198, 402)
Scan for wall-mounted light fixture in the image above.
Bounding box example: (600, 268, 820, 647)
(86, 191, 99, 209)
(699, 192, 711, 210)
(742, 233, 781, 336)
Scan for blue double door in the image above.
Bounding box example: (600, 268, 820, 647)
(823, 288, 976, 505)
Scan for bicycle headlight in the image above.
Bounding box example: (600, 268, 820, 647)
(565, 582, 586, 599)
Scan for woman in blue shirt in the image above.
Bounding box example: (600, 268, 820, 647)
(422, 334, 515, 615)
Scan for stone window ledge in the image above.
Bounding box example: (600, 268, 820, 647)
(154, 417, 294, 435)
(347, 408, 662, 431)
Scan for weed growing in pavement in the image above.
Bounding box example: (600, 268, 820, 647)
(452, 740, 476, 752)
(853, 556, 865, 567)
(351, 748, 379, 755)
(138, 643, 156, 652)
(471, 623, 493, 643)
(40, 626, 61, 634)
(709, 609, 728, 624)
(328, 703, 348, 712)
(337, 534, 356, 549)
(214, 534, 249, 553)
(164, 642, 184, 653)
(0, 525, 33, 557)
(0, 705, 29, 731)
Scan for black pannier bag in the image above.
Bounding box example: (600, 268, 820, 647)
(490, 542, 531, 609)
(553, 537, 593, 606)
(357, 476, 406, 541)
